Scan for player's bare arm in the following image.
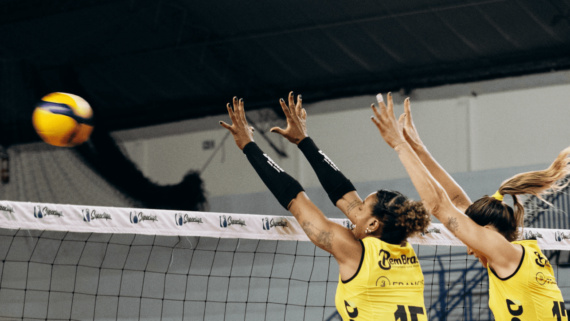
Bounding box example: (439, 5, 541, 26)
(399, 98, 472, 212)
(371, 93, 521, 276)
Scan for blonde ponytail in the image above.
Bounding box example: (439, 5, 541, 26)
(466, 147, 570, 242)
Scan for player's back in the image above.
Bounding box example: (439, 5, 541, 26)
(335, 237, 427, 320)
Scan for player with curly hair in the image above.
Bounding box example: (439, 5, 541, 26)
(221, 93, 431, 320)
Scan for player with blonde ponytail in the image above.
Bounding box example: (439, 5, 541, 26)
(372, 92, 568, 321)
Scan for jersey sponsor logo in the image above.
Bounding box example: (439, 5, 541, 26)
(344, 300, 358, 320)
(376, 276, 391, 287)
(375, 276, 423, 287)
(536, 272, 557, 285)
(555, 231, 570, 242)
(318, 150, 340, 171)
(534, 251, 548, 268)
(262, 217, 288, 230)
(129, 211, 158, 224)
(175, 213, 203, 226)
(263, 154, 284, 173)
(82, 209, 112, 222)
(523, 231, 542, 240)
(378, 250, 418, 270)
(33, 205, 63, 219)
(219, 215, 246, 228)
(0, 204, 14, 213)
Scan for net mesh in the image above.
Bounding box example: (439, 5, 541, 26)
(0, 228, 569, 320)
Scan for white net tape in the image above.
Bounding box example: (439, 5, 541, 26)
(1, 201, 570, 249)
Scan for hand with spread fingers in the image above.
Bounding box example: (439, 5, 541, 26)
(401, 98, 425, 151)
(370, 93, 407, 149)
(270, 91, 308, 145)
(219, 97, 255, 150)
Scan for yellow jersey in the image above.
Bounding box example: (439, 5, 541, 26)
(488, 240, 567, 321)
(335, 237, 427, 321)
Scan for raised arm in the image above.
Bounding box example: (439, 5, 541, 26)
(400, 98, 472, 212)
(269, 92, 362, 223)
(370, 94, 521, 272)
(220, 96, 362, 280)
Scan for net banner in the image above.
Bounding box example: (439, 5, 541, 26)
(1, 200, 569, 249)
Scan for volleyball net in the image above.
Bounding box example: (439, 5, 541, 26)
(0, 201, 569, 320)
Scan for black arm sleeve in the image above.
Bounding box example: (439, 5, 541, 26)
(297, 137, 356, 205)
(243, 142, 304, 209)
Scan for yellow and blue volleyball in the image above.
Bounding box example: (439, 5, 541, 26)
(32, 92, 94, 147)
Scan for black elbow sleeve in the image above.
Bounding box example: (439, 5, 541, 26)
(297, 137, 356, 205)
(243, 142, 304, 209)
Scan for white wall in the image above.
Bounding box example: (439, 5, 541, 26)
(114, 70, 570, 214)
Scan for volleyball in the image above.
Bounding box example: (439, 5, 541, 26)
(32, 92, 94, 147)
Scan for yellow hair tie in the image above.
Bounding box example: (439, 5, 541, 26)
(492, 191, 504, 202)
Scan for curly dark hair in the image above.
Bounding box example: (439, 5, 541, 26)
(373, 190, 431, 245)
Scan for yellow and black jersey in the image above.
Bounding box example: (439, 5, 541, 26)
(488, 240, 567, 321)
(335, 237, 426, 321)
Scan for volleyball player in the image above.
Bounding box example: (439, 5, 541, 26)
(372, 93, 568, 320)
(220, 94, 430, 320)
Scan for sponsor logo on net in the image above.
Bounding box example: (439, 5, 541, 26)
(524, 231, 543, 240)
(82, 208, 112, 222)
(378, 250, 419, 270)
(375, 276, 424, 287)
(0, 204, 14, 213)
(130, 211, 158, 224)
(33, 205, 63, 219)
(536, 272, 557, 285)
(219, 215, 246, 228)
(262, 217, 288, 230)
(555, 231, 570, 242)
(175, 213, 203, 226)
(421, 227, 441, 236)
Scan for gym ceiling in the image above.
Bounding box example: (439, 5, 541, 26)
(1, 0, 570, 145)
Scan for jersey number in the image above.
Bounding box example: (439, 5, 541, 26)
(394, 305, 424, 321)
(552, 301, 568, 321)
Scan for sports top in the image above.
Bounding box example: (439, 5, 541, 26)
(335, 237, 427, 320)
(488, 240, 567, 321)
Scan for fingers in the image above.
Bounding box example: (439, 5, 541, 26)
(235, 97, 244, 121)
(279, 98, 292, 118)
(231, 97, 240, 120)
(376, 93, 383, 104)
(404, 97, 413, 126)
(219, 121, 233, 132)
(370, 115, 381, 128)
(250, 126, 255, 132)
(295, 94, 303, 118)
(226, 103, 236, 123)
(398, 113, 406, 127)
(288, 91, 295, 110)
(270, 127, 286, 136)
(386, 92, 394, 113)
(301, 107, 307, 119)
(371, 103, 382, 120)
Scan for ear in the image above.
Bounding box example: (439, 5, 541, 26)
(368, 218, 381, 233)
